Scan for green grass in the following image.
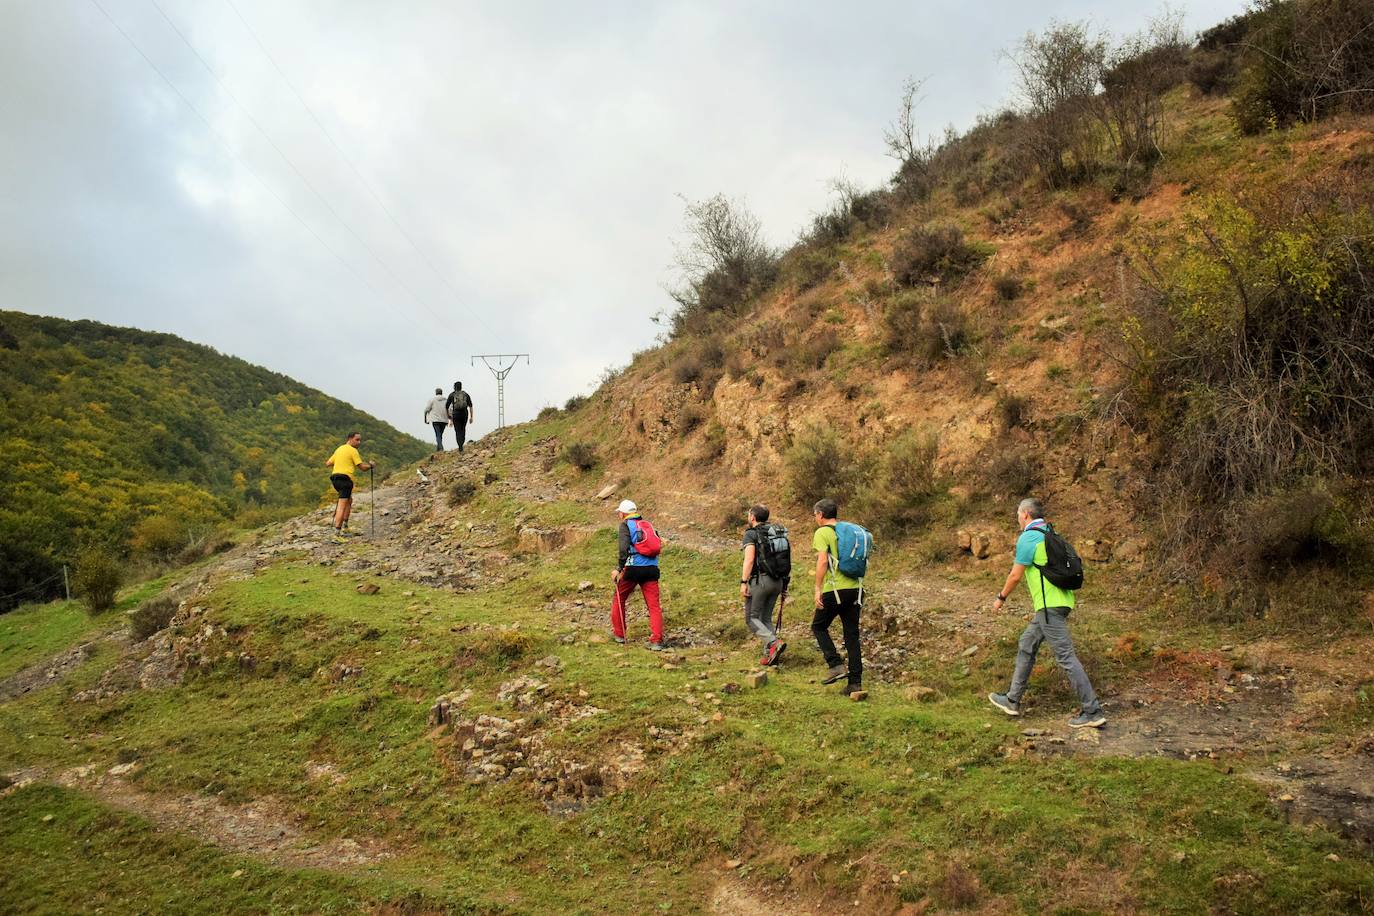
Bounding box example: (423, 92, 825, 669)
(2, 518, 1371, 913)
(0, 576, 172, 680)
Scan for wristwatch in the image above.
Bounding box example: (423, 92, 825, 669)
(740, 580, 749, 584)
(995, 593, 1006, 602)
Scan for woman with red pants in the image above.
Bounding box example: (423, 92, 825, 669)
(611, 499, 665, 651)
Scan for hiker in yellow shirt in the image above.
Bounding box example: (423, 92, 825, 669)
(325, 432, 373, 541)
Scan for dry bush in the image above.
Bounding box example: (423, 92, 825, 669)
(1230, 0, 1374, 135)
(996, 393, 1031, 432)
(1095, 13, 1188, 169)
(670, 336, 726, 391)
(937, 862, 982, 909)
(560, 442, 598, 472)
(884, 293, 971, 367)
(130, 594, 178, 642)
(563, 395, 589, 412)
(788, 328, 842, 372)
(891, 224, 990, 287)
(784, 423, 871, 508)
(666, 194, 778, 336)
(1006, 20, 1108, 187)
(865, 429, 944, 534)
(993, 272, 1024, 301)
(74, 550, 122, 615)
(980, 452, 1040, 498)
(447, 479, 477, 506)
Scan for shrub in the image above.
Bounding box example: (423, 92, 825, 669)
(993, 272, 1024, 301)
(865, 430, 943, 534)
(561, 442, 598, 472)
(698, 422, 727, 462)
(789, 328, 842, 372)
(666, 194, 779, 336)
(73, 550, 122, 615)
(130, 594, 178, 642)
(996, 393, 1031, 432)
(670, 337, 726, 391)
(791, 249, 838, 290)
(1229, 0, 1374, 135)
(981, 453, 1040, 498)
(784, 423, 870, 507)
(536, 406, 560, 421)
(563, 395, 588, 412)
(1095, 14, 1188, 169)
(1006, 21, 1108, 187)
(884, 293, 971, 367)
(447, 479, 477, 506)
(129, 515, 186, 560)
(1119, 181, 1374, 590)
(891, 224, 989, 287)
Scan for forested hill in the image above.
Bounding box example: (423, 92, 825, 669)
(0, 310, 428, 609)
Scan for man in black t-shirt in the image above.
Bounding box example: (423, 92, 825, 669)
(741, 505, 787, 666)
(445, 381, 474, 453)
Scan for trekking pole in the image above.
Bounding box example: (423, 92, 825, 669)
(776, 585, 786, 635)
(369, 465, 376, 538)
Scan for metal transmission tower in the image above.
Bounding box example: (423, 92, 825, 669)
(471, 354, 530, 429)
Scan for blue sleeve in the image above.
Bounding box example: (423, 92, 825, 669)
(1014, 530, 1041, 566)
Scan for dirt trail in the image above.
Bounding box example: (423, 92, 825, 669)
(4, 766, 394, 871)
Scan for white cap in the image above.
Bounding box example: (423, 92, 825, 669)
(616, 499, 637, 514)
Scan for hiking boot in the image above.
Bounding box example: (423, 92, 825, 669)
(331, 534, 347, 545)
(1069, 709, 1107, 729)
(647, 641, 665, 652)
(612, 635, 626, 645)
(763, 640, 787, 666)
(821, 663, 848, 685)
(988, 693, 1021, 717)
(343, 529, 363, 538)
(841, 681, 864, 696)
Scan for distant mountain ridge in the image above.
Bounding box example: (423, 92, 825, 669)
(0, 309, 429, 609)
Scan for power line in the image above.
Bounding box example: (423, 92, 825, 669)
(223, 0, 502, 345)
(146, 0, 481, 343)
(86, 0, 397, 314)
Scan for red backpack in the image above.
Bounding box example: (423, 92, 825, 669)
(629, 518, 662, 558)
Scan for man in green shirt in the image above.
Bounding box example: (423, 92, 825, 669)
(810, 498, 864, 695)
(988, 497, 1105, 728)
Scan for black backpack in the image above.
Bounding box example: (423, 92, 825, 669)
(1035, 522, 1084, 591)
(753, 524, 792, 582)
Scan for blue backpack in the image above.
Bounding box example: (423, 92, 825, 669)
(832, 521, 873, 580)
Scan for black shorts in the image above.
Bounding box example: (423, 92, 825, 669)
(330, 474, 354, 499)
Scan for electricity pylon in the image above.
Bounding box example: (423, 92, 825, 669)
(471, 354, 529, 429)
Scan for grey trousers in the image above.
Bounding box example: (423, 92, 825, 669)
(744, 573, 783, 644)
(1008, 607, 1100, 713)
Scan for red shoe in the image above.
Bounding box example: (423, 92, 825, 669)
(763, 639, 787, 666)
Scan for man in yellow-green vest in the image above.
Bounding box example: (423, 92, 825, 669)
(988, 497, 1106, 729)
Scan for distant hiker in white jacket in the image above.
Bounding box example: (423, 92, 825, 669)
(424, 388, 449, 451)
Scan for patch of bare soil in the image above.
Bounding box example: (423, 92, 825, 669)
(710, 875, 827, 915)
(0, 640, 101, 702)
(5, 765, 394, 870)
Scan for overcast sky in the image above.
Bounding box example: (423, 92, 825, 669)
(1, 0, 1241, 442)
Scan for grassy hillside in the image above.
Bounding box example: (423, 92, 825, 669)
(0, 310, 429, 609)
(1, 427, 1370, 913)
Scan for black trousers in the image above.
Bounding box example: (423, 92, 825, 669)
(454, 420, 467, 451)
(812, 588, 862, 684)
(431, 422, 446, 450)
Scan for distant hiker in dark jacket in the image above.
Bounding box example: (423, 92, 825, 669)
(988, 497, 1106, 729)
(741, 504, 787, 667)
(424, 388, 449, 451)
(446, 382, 474, 453)
(811, 498, 865, 696)
(611, 499, 664, 651)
